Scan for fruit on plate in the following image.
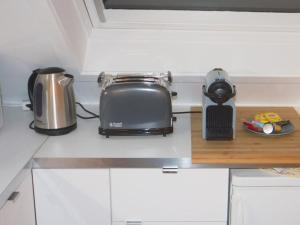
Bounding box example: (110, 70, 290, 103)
(243, 112, 294, 135)
(255, 112, 282, 124)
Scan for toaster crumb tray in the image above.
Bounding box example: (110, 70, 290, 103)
(98, 127, 173, 138)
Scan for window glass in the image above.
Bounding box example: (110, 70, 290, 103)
(103, 0, 300, 12)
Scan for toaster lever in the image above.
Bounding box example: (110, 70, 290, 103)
(97, 72, 105, 84)
(167, 71, 172, 83)
(171, 92, 178, 97)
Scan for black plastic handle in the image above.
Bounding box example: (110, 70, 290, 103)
(27, 69, 40, 111)
(64, 74, 74, 79)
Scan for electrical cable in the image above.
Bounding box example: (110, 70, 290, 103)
(76, 114, 98, 119)
(29, 102, 200, 128)
(76, 102, 99, 119)
(172, 111, 202, 115)
(29, 120, 34, 130)
(28, 102, 99, 130)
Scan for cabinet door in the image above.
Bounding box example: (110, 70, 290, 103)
(33, 169, 111, 225)
(111, 168, 229, 223)
(230, 187, 300, 225)
(0, 173, 35, 225)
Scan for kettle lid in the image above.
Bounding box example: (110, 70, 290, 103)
(38, 67, 65, 74)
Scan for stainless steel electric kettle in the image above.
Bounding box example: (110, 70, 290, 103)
(28, 67, 77, 135)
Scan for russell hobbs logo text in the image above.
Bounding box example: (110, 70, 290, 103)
(109, 122, 123, 128)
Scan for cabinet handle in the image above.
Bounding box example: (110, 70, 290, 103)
(162, 167, 178, 174)
(8, 192, 20, 202)
(126, 221, 142, 225)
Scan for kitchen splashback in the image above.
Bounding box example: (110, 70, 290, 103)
(74, 75, 300, 107)
(2, 73, 300, 107)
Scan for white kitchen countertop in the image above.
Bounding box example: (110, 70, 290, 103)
(0, 106, 47, 208)
(32, 105, 300, 161)
(1, 105, 299, 207)
(34, 106, 191, 159)
(0, 105, 191, 207)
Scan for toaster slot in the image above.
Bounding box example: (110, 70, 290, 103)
(98, 71, 173, 90)
(115, 75, 159, 80)
(114, 76, 158, 83)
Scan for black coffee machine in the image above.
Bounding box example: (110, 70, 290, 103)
(202, 68, 236, 140)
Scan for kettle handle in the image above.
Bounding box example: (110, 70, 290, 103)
(27, 69, 40, 111)
(65, 74, 73, 78)
(65, 74, 74, 80)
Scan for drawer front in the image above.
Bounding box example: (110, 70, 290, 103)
(0, 173, 35, 225)
(111, 168, 229, 222)
(230, 187, 300, 225)
(33, 169, 111, 225)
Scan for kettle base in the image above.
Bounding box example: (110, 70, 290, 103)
(34, 123, 77, 136)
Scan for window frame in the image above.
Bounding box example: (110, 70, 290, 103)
(84, 0, 300, 33)
(102, 0, 300, 12)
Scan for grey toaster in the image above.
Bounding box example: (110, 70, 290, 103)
(97, 72, 176, 137)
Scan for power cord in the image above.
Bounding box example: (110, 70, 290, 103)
(29, 120, 34, 130)
(28, 102, 99, 130)
(172, 111, 202, 115)
(29, 104, 200, 129)
(75, 103, 201, 118)
(76, 102, 99, 119)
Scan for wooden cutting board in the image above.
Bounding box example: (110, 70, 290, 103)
(192, 107, 300, 165)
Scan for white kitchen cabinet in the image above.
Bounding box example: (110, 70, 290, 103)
(110, 168, 229, 224)
(230, 169, 300, 225)
(33, 169, 111, 225)
(0, 173, 36, 225)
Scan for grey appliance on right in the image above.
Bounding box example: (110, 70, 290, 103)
(202, 68, 236, 140)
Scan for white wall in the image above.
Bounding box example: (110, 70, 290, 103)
(79, 8, 300, 107)
(0, 0, 89, 105)
(82, 11, 300, 77)
(1, 0, 300, 106)
(75, 75, 300, 106)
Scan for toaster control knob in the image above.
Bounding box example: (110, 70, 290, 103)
(171, 92, 178, 97)
(167, 71, 173, 83)
(172, 117, 177, 122)
(97, 75, 102, 84)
